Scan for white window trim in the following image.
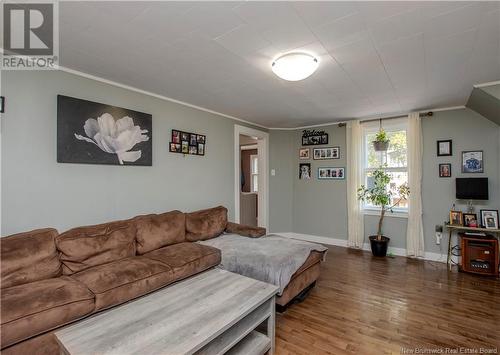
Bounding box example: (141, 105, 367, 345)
(361, 117, 409, 217)
(250, 154, 258, 193)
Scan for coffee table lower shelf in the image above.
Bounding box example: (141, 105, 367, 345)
(226, 331, 271, 355)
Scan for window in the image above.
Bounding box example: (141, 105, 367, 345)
(362, 119, 408, 213)
(250, 155, 258, 193)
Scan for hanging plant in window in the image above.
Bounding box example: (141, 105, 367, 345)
(373, 119, 390, 151)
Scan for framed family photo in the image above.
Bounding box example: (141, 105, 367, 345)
(480, 210, 499, 229)
(170, 130, 205, 156)
(437, 140, 452, 156)
(449, 210, 463, 226)
(462, 151, 483, 173)
(299, 148, 310, 160)
(439, 163, 451, 178)
(463, 213, 478, 228)
(318, 167, 344, 180)
(299, 163, 311, 180)
(313, 147, 339, 160)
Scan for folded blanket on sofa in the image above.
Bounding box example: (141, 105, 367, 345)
(198, 234, 328, 295)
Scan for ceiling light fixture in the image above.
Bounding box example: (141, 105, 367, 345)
(271, 52, 319, 81)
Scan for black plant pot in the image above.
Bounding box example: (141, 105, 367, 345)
(369, 235, 390, 257)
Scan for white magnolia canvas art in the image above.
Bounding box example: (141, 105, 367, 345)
(57, 95, 152, 166)
(75, 114, 149, 164)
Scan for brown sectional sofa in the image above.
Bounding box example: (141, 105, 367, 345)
(0, 206, 253, 355)
(1, 205, 322, 354)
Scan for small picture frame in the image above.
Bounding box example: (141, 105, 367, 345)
(480, 209, 499, 229)
(172, 130, 181, 144)
(299, 148, 310, 160)
(197, 135, 206, 144)
(198, 143, 205, 156)
(181, 141, 189, 154)
(169, 143, 181, 153)
(189, 145, 197, 155)
(0, 96, 4, 113)
(462, 151, 483, 173)
(437, 140, 452, 156)
(299, 163, 311, 180)
(449, 210, 463, 226)
(318, 167, 345, 180)
(189, 134, 198, 146)
(439, 163, 451, 178)
(463, 213, 478, 228)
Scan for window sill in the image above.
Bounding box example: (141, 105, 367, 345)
(363, 209, 408, 219)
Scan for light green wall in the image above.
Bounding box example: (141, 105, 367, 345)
(1, 70, 265, 235)
(292, 126, 347, 238)
(269, 108, 500, 253)
(269, 130, 293, 233)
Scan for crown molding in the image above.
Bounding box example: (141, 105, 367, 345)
(57, 66, 269, 130)
(19, 63, 469, 132)
(267, 106, 467, 130)
(473, 80, 500, 88)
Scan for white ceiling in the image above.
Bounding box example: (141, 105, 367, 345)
(59, 1, 500, 128)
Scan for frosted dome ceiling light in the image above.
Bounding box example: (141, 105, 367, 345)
(272, 53, 319, 81)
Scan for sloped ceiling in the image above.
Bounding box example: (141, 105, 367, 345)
(466, 84, 500, 126)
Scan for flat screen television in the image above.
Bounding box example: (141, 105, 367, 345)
(456, 178, 488, 200)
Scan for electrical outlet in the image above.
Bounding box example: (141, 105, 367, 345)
(435, 232, 442, 245)
(271, 169, 276, 176)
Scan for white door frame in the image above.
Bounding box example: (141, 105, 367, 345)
(234, 125, 269, 229)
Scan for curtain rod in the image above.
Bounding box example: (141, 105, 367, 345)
(338, 111, 433, 127)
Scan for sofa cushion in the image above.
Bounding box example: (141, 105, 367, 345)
(144, 242, 221, 281)
(1, 228, 61, 289)
(185, 206, 228, 242)
(56, 221, 136, 275)
(134, 210, 186, 254)
(0, 276, 94, 348)
(225, 222, 266, 238)
(71, 257, 174, 311)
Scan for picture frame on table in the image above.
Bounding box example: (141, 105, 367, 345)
(439, 163, 451, 178)
(462, 151, 483, 173)
(318, 167, 344, 180)
(437, 140, 452, 156)
(313, 147, 340, 160)
(299, 148, 310, 160)
(463, 213, 478, 228)
(449, 210, 463, 226)
(480, 210, 499, 229)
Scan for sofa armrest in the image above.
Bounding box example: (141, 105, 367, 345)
(225, 222, 266, 238)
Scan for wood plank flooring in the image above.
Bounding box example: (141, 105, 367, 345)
(275, 246, 500, 355)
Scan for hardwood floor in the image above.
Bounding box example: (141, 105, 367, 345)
(275, 246, 500, 355)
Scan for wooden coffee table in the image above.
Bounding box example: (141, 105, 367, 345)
(55, 268, 278, 355)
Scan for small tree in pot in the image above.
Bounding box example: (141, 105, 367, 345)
(357, 169, 410, 257)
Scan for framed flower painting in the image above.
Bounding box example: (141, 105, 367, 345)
(57, 95, 152, 166)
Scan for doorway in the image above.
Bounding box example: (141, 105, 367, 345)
(234, 125, 269, 229)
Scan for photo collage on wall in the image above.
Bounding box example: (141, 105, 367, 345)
(299, 129, 344, 180)
(170, 130, 205, 156)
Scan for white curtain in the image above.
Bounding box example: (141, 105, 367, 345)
(347, 120, 364, 248)
(406, 112, 425, 257)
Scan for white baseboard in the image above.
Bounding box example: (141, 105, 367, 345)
(274, 232, 449, 264)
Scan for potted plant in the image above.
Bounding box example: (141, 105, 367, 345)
(357, 169, 410, 257)
(373, 129, 390, 151)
